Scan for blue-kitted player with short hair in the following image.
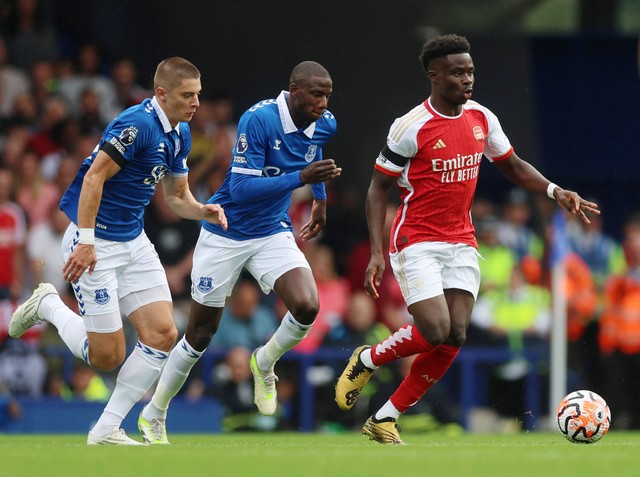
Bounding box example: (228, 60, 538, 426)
(140, 61, 341, 443)
(9, 57, 227, 445)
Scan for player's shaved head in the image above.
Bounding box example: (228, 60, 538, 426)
(289, 61, 331, 86)
(154, 57, 201, 91)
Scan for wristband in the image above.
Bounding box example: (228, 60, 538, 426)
(78, 228, 95, 245)
(547, 183, 558, 200)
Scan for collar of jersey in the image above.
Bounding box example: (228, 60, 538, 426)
(277, 91, 316, 138)
(425, 97, 464, 120)
(151, 96, 181, 134)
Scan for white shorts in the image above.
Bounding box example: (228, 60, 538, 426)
(390, 241, 481, 306)
(191, 230, 310, 307)
(62, 223, 171, 328)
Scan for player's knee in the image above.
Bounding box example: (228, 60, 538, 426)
(415, 317, 449, 347)
(289, 298, 319, 326)
(445, 323, 467, 348)
(151, 323, 179, 352)
(90, 349, 126, 372)
(185, 321, 218, 352)
(163, 326, 179, 349)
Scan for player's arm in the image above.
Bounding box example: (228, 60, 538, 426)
(63, 150, 121, 283)
(162, 174, 227, 229)
(229, 159, 341, 202)
(364, 169, 396, 299)
(493, 152, 599, 223)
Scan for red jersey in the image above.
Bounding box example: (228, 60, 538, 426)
(375, 98, 513, 253)
(0, 201, 26, 287)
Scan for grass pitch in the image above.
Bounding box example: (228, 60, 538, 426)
(1, 431, 639, 477)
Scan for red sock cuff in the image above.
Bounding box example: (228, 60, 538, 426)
(371, 324, 436, 366)
(435, 343, 460, 358)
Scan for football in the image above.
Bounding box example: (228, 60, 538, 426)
(556, 389, 611, 444)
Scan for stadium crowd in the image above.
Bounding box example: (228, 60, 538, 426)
(1, 0, 640, 432)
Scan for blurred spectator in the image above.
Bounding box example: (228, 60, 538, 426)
(25, 94, 69, 158)
(496, 188, 543, 261)
(209, 275, 278, 350)
(8, 91, 37, 125)
(143, 184, 201, 322)
(0, 35, 31, 120)
(52, 154, 80, 194)
(320, 183, 368, 275)
(346, 202, 409, 331)
(471, 195, 496, 225)
(76, 88, 106, 136)
(4, 0, 59, 70)
(186, 99, 216, 196)
(58, 362, 110, 402)
(321, 291, 400, 429)
(110, 58, 148, 111)
(0, 337, 47, 397)
(0, 168, 26, 300)
(57, 43, 118, 124)
(206, 92, 237, 194)
(598, 213, 640, 429)
(541, 219, 599, 390)
(39, 117, 83, 181)
(471, 263, 551, 346)
(0, 378, 22, 431)
(28, 59, 57, 108)
(15, 148, 59, 226)
(325, 291, 390, 348)
(26, 206, 69, 291)
(1, 116, 31, 170)
(207, 346, 277, 432)
(566, 203, 625, 290)
(470, 262, 550, 420)
(475, 215, 517, 293)
(295, 243, 349, 353)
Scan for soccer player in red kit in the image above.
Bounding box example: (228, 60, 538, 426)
(335, 34, 600, 444)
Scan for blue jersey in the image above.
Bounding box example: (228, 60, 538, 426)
(60, 97, 191, 242)
(203, 91, 337, 240)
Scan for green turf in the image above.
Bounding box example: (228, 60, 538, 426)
(1, 431, 639, 477)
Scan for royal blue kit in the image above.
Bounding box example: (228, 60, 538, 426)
(202, 91, 337, 240)
(60, 97, 191, 242)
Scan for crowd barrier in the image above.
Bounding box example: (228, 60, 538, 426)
(3, 345, 548, 433)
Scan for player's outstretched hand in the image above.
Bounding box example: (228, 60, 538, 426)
(300, 159, 342, 184)
(555, 189, 600, 224)
(203, 203, 228, 230)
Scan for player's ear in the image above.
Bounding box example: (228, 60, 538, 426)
(156, 86, 167, 102)
(289, 82, 300, 96)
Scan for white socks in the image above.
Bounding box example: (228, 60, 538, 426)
(91, 341, 168, 437)
(256, 312, 311, 371)
(360, 347, 376, 369)
(40, 294, 89, 363)
(141, 336, 203, 421)
(375, 400, 401, 421)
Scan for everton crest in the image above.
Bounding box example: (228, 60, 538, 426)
(197, 276, 213, 293)
(94, 288, 110, 305)
(304, 145, 317, 163)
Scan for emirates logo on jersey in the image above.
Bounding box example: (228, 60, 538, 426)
(473, 126, 484, 141)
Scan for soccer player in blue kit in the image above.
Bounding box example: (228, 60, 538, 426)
(9, 57, 227, 445)
(139, 61, 342, 442)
